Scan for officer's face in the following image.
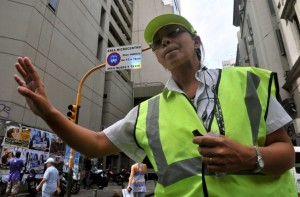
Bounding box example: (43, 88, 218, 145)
(153, 25, 200, 71)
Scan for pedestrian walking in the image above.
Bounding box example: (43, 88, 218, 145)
(36, 158, 60, 197)
(4, 151, 24, 197)
(83, 157, 92, 189)
(127, 163, 147, 197)
(13, 13, 297, 196)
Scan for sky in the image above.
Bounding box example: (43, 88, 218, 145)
(181, 0, 240, 68)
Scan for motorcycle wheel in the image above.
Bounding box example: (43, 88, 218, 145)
(71, 183, 80, 194)
(97, 180, 104, 189)
(115, 176, 123, 186)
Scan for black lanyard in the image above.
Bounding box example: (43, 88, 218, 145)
(214, 97, 225, 135)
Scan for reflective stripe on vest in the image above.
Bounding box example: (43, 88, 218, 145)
(135, 67, 297, 196)
(245, 71, 261, 144)
(145, 92, 263, 188)
(147, 95, 202, 187)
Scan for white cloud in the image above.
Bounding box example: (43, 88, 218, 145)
(181, 0, 239, 68)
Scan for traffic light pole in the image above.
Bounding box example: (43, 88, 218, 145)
(66, 63, 105, 197)
(66, 47, 150, 196)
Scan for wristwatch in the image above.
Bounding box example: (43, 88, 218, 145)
(253, 146, 264, 172)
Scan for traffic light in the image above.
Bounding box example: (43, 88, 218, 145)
(67, 104, 80, 123)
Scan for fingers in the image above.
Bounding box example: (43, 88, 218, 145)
(22, 57, 37, 74)
(15, 57, 41, 83)
(193, 135, 222, 148)
(16, 86, 34, 98)
(14, 74, 26, 87)
(15, 58, 27, 79)
(17, 57, 32, 74)
(202, 156, 219, 165)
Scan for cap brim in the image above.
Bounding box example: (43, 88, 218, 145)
(144, 14, 196, 44)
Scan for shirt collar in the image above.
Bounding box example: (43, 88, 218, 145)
(165, 68, 216, 91)
(195, 69, 215, 86)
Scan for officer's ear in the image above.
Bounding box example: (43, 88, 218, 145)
(193, 35, 202, 49)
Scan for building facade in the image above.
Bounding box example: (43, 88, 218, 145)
(272, 0, 300, 140)
(131, 0, 180, 105)
(233, 0, 300, 143)
(0, 0, 134, 171)
(222, 58, 236, 68)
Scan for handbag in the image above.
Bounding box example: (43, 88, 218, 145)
(122, 189, 133, 197)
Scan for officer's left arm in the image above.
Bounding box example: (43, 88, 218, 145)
(193, 127, 294, 175)
(260, 127, 295, 176)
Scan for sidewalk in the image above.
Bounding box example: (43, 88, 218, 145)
(18, 180, 155, 197)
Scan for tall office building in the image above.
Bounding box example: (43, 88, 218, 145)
(0, 0, 134, 170)
(132, 0, 181, 105)
(233, 0, 300, 143)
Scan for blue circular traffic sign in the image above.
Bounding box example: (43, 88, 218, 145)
(107, 52, 121, 66)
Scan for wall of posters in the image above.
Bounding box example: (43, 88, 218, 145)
(0, 119, 80, 180)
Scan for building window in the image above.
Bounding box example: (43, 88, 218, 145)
(243, 37, 250, 64)
(109, 24, 125, 46)
(100, 8, 106, 29)
(243, 37, 249, 55)
(108, 40, 113, 48)
(275, 29, 286, 56)
(252, 48, 259, 67)
(48, 0, 59, 12)
(246, 14, 253, 35)
(267, 0, 276, 16)
(97, 35, 104, 61)
(292, 14, 300, 41)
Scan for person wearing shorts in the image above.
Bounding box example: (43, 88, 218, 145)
(4, 151, 24, 197)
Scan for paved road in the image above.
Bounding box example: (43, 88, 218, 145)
(19, 181, 155, 197)
(69, 181, 155, 197)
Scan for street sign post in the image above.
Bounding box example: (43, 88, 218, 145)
(66, 46, 149, 197)
(106, 45, 142, 71)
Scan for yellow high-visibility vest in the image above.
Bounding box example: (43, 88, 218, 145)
(135, 67, 297, 197)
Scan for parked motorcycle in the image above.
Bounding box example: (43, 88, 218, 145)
(71, 171, 80, 194)
(107, 168, 124, 186)
(25, 169, 40, 197)
(57, 172, 67, 196)
(83, 167, 108, 189)
(57, 171, 80, 196)
(0, 176, 7, 195)
(120, 168, 130, 183)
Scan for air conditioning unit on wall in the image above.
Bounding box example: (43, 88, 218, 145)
(294, 118, 300, 136)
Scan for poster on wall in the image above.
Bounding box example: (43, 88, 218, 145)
(49, 134, 66, 172)
(25, 150, 48, 174)
(3, 125, 31, 148)
(0, 120, 70, 177)
(28, 128, 51, 152)
(0, 146, 29, 175)
(49, 134, 65, 156)
(63, 145, 80, 173)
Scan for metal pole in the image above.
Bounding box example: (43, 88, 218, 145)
(93, 189, 98, 197)
(66, 47, 151, 196)
(66, 63, 105, 197)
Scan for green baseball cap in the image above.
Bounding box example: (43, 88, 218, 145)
(144, 14, 197, 44)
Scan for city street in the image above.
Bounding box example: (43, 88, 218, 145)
(18, 180, 155, 197)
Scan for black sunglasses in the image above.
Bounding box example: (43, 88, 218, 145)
(150, 25, 187, 51)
